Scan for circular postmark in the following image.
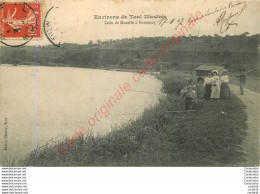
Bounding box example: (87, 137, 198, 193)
(0, 2, 39, 47)
(44, 6, 61, 47)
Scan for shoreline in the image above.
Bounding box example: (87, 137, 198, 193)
(0, 63, 161, 74)
(0, 63, 136, 71)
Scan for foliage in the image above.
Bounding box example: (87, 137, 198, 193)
(0, 33, 259, 70)
(157, 74, 189, 95)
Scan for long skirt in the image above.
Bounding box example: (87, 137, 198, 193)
(220, 83, 230, 99)
(203, 84, 212, 99)
(211, 85, 220, 99)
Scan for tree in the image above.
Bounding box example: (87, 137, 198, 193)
(102, 51, 118, 65)
(88, 40, 93, 46)
(97, 39, 101, 45)
(222, 61, 231, 69)
(223, 50, 231, 62)
(172, 61, 180, 66)
(235, 64, 246, 72)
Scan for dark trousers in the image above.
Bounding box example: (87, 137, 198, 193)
(185, 98, 193, 110)
(240, 83, 245, 94)
(204, 84, 212, 99)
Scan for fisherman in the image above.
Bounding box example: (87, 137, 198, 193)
(189, 80, 197, 91)
(236, 71, 246, 95)
(181, 84, 197, 110)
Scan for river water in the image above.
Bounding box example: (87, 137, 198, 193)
(0, 65, 162, 164)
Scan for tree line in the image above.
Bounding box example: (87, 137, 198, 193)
(0, 33, 259, 71)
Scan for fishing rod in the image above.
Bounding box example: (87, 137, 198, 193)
(126, 89, 162, 96)
(109, 88, 162, 96)
(235, 67, 260, 76)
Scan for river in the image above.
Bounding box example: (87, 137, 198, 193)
(0, 65, 162, 164)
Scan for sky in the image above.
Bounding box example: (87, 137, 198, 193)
(1, 0, 260, 46)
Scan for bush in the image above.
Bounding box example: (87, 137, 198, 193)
(157, 74, 188, 95)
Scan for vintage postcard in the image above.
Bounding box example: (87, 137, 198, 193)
(0, 0, 259, 166)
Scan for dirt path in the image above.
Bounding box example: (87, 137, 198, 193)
(229, 84, 259, 166)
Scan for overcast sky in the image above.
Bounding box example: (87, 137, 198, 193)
(2, 0, 260, 46)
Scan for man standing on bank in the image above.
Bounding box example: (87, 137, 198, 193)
(236, 72, 246, 95)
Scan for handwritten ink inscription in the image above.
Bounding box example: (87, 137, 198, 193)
(157, 1, 248, 34)
(216, 1, 247, 33)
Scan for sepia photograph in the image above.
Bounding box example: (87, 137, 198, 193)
(0, 0, 259, 167)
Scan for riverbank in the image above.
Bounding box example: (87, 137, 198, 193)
(21, 73, 248, 166)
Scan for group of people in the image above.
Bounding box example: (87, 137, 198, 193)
(181, 69, 247, 110)
(203, 70, 230, 99)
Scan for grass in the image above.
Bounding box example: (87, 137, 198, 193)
(21, 74, 248, 166)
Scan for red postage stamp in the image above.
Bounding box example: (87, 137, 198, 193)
(0, 2, 41, 39)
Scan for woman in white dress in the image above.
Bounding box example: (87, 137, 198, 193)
(210, 70, 221, 99)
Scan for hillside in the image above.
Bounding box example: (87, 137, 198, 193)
(0, 33, 259, 73)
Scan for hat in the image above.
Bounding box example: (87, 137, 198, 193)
(223, 69, 227, 73)
(208, 72, 212, 75)
(197, 77, 204, 83)
(212, 70, 218, 74)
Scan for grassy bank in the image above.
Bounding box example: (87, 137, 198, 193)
(22, 74, 248, 166)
